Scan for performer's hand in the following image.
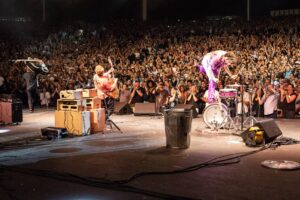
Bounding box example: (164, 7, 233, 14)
(230, 74, 238, 79)
(213, 77, 219, 83)
(193, 59, 198, 67)
(108, 56, 113, 67)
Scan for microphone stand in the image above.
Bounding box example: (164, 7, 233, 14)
(239, 72, 245, 131)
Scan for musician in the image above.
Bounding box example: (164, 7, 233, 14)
(23, 66, 37, 112)
(194, 50, 238, 103)
(21, 58, 46, 113)
(93, 65, 117, 117)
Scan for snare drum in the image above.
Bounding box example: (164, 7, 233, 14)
(203, 103, 228, 129)
(219, 88, 237, 99)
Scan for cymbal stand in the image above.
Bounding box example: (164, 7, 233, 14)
(217, 96, 239, 132)
(242, 89, 258, 127)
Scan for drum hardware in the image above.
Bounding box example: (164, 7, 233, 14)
(241, 87, 258, 127)
(203, 102, 239, 132)
(227, 84, 246, 89)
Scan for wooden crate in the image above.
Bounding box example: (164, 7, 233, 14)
(55, 110, 90, 136)
(83, 98, 102, 109)
(59, 90, 82, 100)
(57, 99, 83, 111)
(76, 89, 97, 98)
(89, 108, 105, 133)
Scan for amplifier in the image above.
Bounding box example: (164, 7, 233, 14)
(0, 101, 23, 124)
(0, 102, 2, 122)
(89, 108, 105, 133)
(55, 110, 91, 136)
(83, 98, 102, 110)
(76, 89, 97, 98)
(60, 90, 83, 100)
(134, 103, 157, 116)
(57, 99, 83, 111)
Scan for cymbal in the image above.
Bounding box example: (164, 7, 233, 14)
(226, 84, 246, 88)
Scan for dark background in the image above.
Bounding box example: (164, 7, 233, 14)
(0, 0, 300, 22)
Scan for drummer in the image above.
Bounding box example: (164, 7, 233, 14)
(202, 88, 220, 107)
(194, 50, 238, 104)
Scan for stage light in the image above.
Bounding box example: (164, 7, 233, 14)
(0, 129, 10, 134)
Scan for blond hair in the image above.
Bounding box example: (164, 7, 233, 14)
(95, 65, 104, 73)
(224, 51, 237, 64)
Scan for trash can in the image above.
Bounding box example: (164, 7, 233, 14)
(163, 108, 193, 149)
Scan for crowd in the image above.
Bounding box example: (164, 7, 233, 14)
(0, 17, 300, 118)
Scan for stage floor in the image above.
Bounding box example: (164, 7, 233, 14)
(0, 109, 300, 200)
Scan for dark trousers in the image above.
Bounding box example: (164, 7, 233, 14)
(102, 97, 115, 121)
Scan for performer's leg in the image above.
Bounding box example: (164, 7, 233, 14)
(106, 97, 115, 117)
(208, 80, 217, 103)
(27, 89, 33, 111)
(202, 58, 219, 83)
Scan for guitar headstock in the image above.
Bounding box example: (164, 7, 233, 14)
(108, 56, 113, 68)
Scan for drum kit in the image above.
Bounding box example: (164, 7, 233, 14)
(203, 84, 257, 132)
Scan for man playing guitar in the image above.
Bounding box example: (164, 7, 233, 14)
(93, 57, 118, 118)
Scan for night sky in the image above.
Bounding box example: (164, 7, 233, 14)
(0, 0, 300, 22)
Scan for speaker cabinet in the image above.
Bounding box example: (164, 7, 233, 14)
(134, 103, 157, 116)
(1, 101, 23, 124)
(55, 110, 90, 136)
(0, 102, 2, 122)
(114, 102, 133, 115)
(254, 119, 282, 143)
(241, 119, 282, 145)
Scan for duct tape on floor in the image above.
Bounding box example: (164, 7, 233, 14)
(261, 160, 300, 170)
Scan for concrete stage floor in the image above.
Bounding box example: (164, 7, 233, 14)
(0, 109, 300, 200)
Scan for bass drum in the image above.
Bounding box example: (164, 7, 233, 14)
(203, 103, 228, 129)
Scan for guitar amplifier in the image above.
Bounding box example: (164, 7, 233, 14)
(0, 102, 2, 122)
(57, 99, 83, 111)
(55, 110, 90, 136)
(1, 101, 23, 124)
(83, 98, 102, 110)
(89, 108, 105, 133)
(60, 90, 83, 100)
(76, 89, 97, 98)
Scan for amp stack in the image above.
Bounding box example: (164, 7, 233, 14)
(55, 89, 105, 136)
(0, 94, 23, 125)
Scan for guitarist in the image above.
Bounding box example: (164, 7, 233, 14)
(93, 63, 118, 118)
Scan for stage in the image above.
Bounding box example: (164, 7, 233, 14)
(0, 109, 300, 200)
